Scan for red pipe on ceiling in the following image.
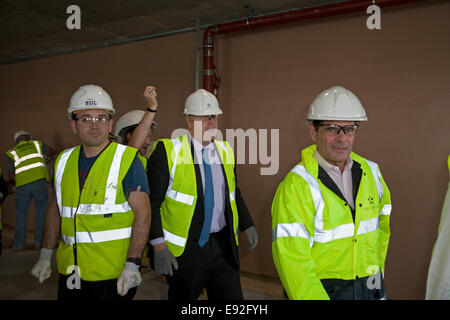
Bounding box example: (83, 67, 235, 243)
(203, 0, 426, 95)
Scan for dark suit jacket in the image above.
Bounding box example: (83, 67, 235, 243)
(147, 140, 254, 269)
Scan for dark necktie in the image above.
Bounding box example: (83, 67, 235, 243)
(198, 147, 214, 247)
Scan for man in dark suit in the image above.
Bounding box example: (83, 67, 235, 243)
(147, 89, 258, 300)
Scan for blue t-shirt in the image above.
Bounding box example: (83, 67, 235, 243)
(52, 146, 150, 198)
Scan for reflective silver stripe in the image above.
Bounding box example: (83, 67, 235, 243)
(11, 141, 44, 167)
(272, 223, 313, 248)
(290, 165, 328, 241)
(230, 190, 236, 202)
(55, 148, 76, 215)
(105, 144, 126, 205)
(165, 139, 195, 206)
(381, 204, 392, 216)
(314, 223, 355, 243)
(365, 160, 383, 201)
(357, 217, 379, 235)
(163, 228, 187, 247)
(60, 202, 132, 218)
(9, 150, 20, 163)
(33, 140, 43, 155)
(62, 235, 74, 246)
(275, 162, 387, 245)
(13, 152, 44, 166)
(60, 206, 77, 219)
(166, 190, 195, 205)
(14, 162, 46, 174)
(78, 202, 131, 215)
(365, 159, 392, 217)
(289, 165, 354, 244)
(62, 227, 132, 245)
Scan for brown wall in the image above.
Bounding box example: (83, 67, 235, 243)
(1, 1, 449, 299)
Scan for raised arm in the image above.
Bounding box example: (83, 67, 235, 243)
(127, 86, 159, 149)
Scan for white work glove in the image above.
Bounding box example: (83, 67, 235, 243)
(244, 226, 258, 251)
(30, 248, 53, 283)
(117, 262, 142, 296)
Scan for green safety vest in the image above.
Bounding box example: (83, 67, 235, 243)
(156, 134, 239, 257)
(271, 145, 392, 300)
(54, 142, 137, 281)
(5, 140, 49, 187)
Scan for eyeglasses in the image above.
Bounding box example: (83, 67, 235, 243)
(318, 124, 359, 136)
(73, 115, 111, 125)
(189, 115, 218, 121)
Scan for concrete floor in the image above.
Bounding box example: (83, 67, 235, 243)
(0, 226, 281, 300)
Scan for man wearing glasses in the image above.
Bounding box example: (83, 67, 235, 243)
(31, 84, 150, 300)
(147, 89, 258, 300)
(271, 86, 392, 300)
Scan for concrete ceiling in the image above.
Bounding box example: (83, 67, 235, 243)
(0, 0, 343, 65)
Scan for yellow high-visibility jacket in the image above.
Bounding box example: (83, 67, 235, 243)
(272, 145, 391, 299)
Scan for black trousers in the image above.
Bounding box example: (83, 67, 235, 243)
(57, 273, 137, 300)
(167, 228, 243, 300)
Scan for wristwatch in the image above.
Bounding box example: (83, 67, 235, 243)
(126, 257, 141, 266)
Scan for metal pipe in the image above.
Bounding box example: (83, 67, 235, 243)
(195, 17, 200, 90)
(203, 0, 426, 94)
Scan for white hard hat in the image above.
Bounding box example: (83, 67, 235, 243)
(68, 84, 115, 119)
(306, 86, 368, 122)
(183, 89, 223, 116)
(14, 130, 31, 143)
(114, 109, 157, 143)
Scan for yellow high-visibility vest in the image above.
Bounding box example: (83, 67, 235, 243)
(156, 134, 239, 257)
(5, 140, 48, 187)
(54, 142, 138, 281)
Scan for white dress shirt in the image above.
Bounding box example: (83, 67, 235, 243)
(190, 134, 226, 233)
(314, 150, 355, 210)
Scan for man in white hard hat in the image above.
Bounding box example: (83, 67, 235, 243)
(5, 130, 55, 251)
(30, 84, 151, 300)
(271, 85, 392, 300)
(147, 88, 258, 300)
